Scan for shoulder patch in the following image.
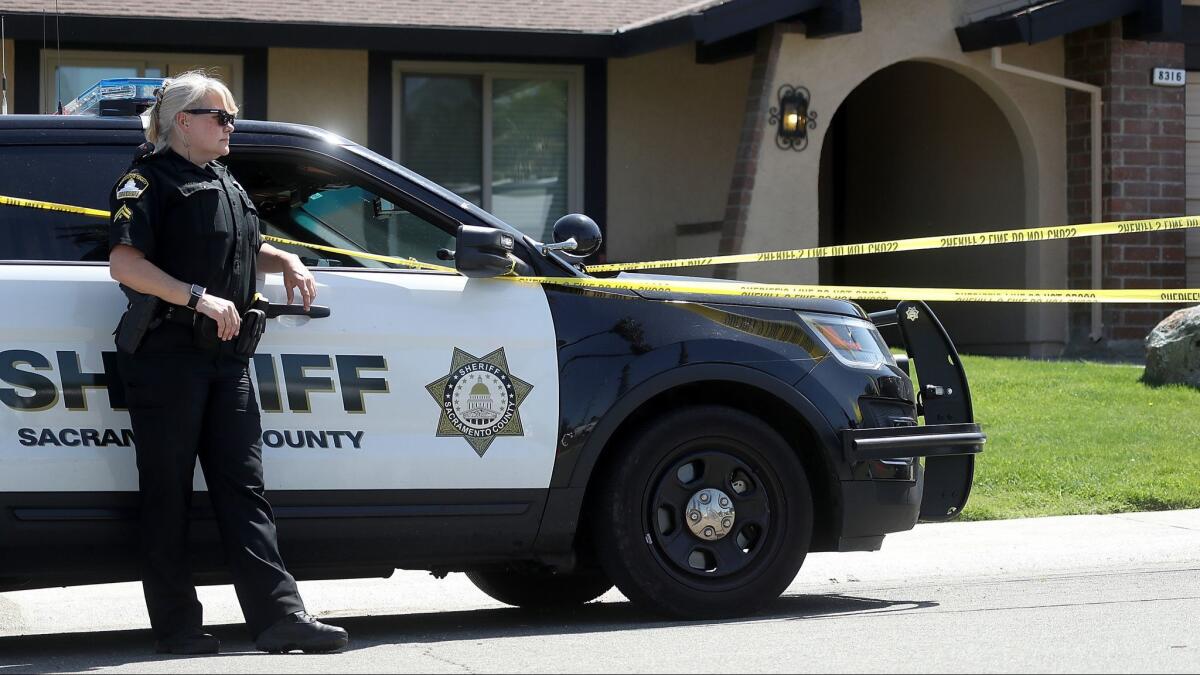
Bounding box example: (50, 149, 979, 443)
(115, 173, 150, 200)
(113, 204, 133, 222)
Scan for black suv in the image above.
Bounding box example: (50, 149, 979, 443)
(0, 114, 983, 618)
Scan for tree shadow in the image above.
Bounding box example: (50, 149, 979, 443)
(0, 592, 937, 671)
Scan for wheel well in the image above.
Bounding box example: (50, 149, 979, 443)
(582, 381, 841, 553)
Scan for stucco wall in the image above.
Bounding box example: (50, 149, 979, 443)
(606, 44, 752, 263)
(2, 40, 13, 112)
(267, 48, 369, 144)
(742, 0, 1069, 353)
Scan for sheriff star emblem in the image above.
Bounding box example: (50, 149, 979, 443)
(425, 347, 533, 457)
(905, 306, 920, 322)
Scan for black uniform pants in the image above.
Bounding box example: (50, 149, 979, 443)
(117, 337, 304, 639)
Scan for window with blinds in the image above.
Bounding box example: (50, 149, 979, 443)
(393, 63, 583, 243)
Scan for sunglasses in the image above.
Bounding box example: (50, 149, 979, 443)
(183, 108, 237, 126)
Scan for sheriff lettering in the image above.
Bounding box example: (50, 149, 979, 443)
(1, 349, 385, 450)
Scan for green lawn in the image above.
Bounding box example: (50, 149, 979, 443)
(952, 355, 1200, 521)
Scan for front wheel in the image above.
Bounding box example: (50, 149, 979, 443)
(592, 405, 813, 619)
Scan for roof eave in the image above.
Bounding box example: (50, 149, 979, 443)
(1, 0, 863, 59)
(955, 0, 1180, 52)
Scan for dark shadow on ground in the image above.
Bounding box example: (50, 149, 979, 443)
(0, 592, 937, 672)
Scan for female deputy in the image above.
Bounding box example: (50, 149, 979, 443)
(108, 71, 348, 655)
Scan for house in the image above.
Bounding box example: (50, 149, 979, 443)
(2, 0, 1197, 355)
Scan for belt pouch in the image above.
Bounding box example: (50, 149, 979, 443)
(116, 292, 162, 354)
(234, 308, 267, 357)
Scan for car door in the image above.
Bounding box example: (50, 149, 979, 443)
(0, 140, 150, 583)
(0, 142, 139, 498)
(225, 146, 561, 566)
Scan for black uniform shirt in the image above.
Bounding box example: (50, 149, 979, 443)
(109, 147, 262, 313)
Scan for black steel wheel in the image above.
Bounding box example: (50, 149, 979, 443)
(593, 405, 813, 618)
(465, 567, 613, 609)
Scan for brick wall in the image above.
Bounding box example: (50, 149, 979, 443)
(1065, 22, 1187, 347)
(718, 26, 786, 278)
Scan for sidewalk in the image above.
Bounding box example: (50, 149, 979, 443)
(2, 509, 1198, 638)
(796, 508, 1200, 587)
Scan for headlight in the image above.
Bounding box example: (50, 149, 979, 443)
(798, 312, 895, 369)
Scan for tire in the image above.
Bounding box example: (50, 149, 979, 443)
(592, 405, 813, 619)
(465, 567, 613, 609)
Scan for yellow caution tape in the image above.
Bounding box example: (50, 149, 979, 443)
(260, 235, 457, 273)
(0, 195, 111, 219)
(511, 276, 1200, 304)
(0, 194, 457, 273)
(265, 237, 1200, 303)
(4, 194, 1199, 303)
(587, 215, 1200, 273)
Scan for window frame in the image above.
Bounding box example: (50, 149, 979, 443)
(39, 49, 244, 114)
(226, 145, 465, 275)
(390, 61, 585, 233)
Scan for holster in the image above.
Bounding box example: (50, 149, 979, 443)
(234, 294, 269, 357)
(115, 286, 163, 355)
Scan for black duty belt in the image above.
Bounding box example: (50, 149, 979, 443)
(162, 305, 201, 327)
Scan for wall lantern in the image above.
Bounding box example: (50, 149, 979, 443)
(769, 85, 817, 151)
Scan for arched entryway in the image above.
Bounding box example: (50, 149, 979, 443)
(819, 61, 1028, 355)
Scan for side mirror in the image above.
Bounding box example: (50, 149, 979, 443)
(550, 214, 602, 257)
(454, 225, 518, 278)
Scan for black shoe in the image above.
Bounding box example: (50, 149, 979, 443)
(155, 632, 220, 655)
(255, 611, 349, 654)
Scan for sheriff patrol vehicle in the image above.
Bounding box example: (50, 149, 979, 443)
(0, 80, 984, 619)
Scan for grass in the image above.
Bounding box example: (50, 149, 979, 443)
(952, 355, 1200, 521)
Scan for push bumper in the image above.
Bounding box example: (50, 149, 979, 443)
(833, 423, 985, 551)
(830, 301, 985, 552)
(842, 423, 985, 463)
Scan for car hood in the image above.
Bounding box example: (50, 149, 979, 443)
(613, 272, 870, 318)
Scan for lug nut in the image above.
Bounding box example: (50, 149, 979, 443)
(699, 493, 710, 504)
(703, 526, 715, 538)
(689, 511, 701, 522)
(722, 518, 732, 528)
(719, 497, 730, 508)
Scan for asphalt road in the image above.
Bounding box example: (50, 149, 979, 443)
(2, 510, 1198, 673)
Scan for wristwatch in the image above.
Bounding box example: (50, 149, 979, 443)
(186, 284, 206, 309)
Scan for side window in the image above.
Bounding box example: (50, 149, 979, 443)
(0, 145, 135, 262)
(225, 155, 454, 269)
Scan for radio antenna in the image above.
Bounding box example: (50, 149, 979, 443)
(41, 8, 47, 112)
(54, 0, 63, 114)
(1, 15, 8, 114)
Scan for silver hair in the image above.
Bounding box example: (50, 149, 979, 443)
(143, 70, 238, 154)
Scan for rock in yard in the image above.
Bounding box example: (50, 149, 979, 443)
(1143, 306, 1200, 388)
